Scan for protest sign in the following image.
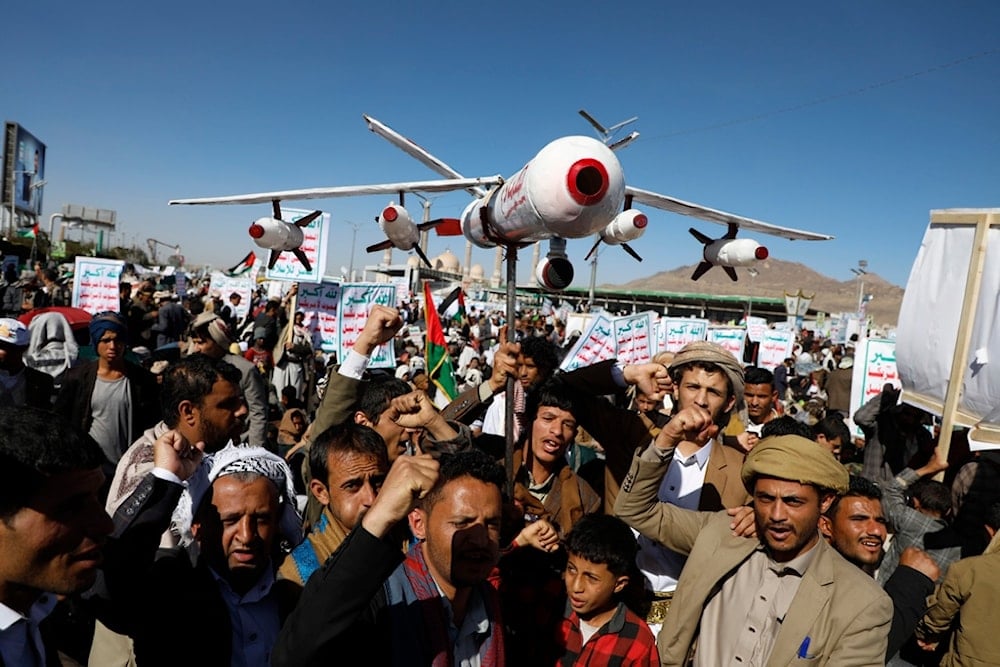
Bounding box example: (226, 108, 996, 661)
(657, 318, 709, 353)
(706, 326, 746, 362)
(613, 311, 654, 365)
(296, 280, 342, 355)
(339, 283, 397, 368)
(757, 329, 795, 370)
(209, 272, 254, 323)
(849, 338, 900, 437)
(560, 314, 616, 371)
(72, 257, 124, 313)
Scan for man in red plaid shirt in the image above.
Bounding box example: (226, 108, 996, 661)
(556, 515, 659, 666)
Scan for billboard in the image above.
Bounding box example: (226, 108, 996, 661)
(3, 122, 47, 217)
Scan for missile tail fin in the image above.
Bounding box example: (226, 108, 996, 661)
(584, 239, 602, 261)
(413, 245, 433, 268)
(689, 228, 713, 245)
(691, 261, 713, 281)
(723, 266, 739, 282)
(622, 243, 643, 262)
(268, 250, 281, 269)
(295, 210, 322, 228)
(292, 249, 312, 272)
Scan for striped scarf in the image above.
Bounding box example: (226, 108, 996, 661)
(384, 543, 505, 667)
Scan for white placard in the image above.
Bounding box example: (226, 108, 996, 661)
(613, 312, 654, 365)
(339, 283, 397, 368)
(72, 257, 124, 314)
(706, 326, 746, 362)
(657, 318, 709, 353)
(757, 329, 795, 370)
(850, 338, 900, 438)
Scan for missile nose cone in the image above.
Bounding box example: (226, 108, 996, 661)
(382, 206, 398, 222)
(634, 214, 648, 229)
(566, 158, 609, 206)
(249, 223, 265, 239)
(755, 246, 769, 260)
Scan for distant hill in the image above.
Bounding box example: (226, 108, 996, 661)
(606, 258, 905, 326)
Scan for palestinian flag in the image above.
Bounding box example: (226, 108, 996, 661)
(437, 285, 467, 321)
(424, 282, 457, 401)
(16, 224, 39, 239)
(225, 251, 257, 277)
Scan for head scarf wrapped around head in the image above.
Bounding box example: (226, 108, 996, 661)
(668, 340, 745, 401)
(741, 434, 849, 495)
(89, 311, 128, 351)
(172, 444, 303, 550)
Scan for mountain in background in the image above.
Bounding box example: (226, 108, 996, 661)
(605, 258, 905, 326)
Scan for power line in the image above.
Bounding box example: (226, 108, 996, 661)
(645, 48, 1000, 142)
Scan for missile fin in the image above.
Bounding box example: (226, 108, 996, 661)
(689, 228, 714, 245)
(295, 210, 322, 227)
(366, 239, 394, 253)
(691, 261, 713, 281)
(622, 243, 643, 262)
(420, 218, 463, 236)
(723, 266, 739, 282)
(584, 239, 602, 262)
(292, 249, 313, 272)
(413, 245, 433, 268)
(268, 249, 282, 269)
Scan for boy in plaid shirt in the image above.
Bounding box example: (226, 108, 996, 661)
(556, 515, 659, 666)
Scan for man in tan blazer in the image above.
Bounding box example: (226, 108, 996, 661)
(616, 416, 893, 666)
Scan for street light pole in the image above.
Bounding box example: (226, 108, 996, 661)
(345, 220, 363, 281)
(747, 268, 759, 318)
(850, 260, 868, 313)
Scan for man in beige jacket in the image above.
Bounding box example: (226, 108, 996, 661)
(615, 415, 893, 666)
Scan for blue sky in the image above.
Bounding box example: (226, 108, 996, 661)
(5, 1, 999, 289)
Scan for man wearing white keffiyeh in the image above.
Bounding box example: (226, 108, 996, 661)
(93, 432, 303, 666)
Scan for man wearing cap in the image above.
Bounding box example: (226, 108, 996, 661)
(126, 283, 158, 348)
(189, 311, 269, 449)
(93, 431, 301, 666)
(0, 317, 53, 409)
(616, 413, 893, 664)
(54, 312, 160, 485)
(150, 290, 188, 348)
(562, 340, 750, 634)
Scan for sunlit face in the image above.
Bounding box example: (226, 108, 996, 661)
(530, 405, 577, 472)
(753, 476, 833, 563)
(190, 334, 227, 359)
(820, 496, 886, 575)
(675, 367, 735, 428)
(192, 379, 248, 452)
(96, 332, 126, 365)
(564, 553, 627, 623)
(411, 477, 502, 598)
(0, 469, 112, 610)
(816, 434, 843, 459)
(311, 451, 386, 531)
(193, 475, 280, 594)
(744, 383, 776, 423)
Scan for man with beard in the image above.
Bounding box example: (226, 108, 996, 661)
(616, 428, 892, 665)
(273, 449, 506, 666)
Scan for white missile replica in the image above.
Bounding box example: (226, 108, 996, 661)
(248, 203, 320, 271)
(365, 203, 462, 267)
(690, 223, 769, 281)
(169, 114, 833, 289)
(584, 209, 648, 262)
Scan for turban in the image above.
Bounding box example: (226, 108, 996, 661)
(192, 311, 234, 349)
(89, 311, 128, 350)
(741, 435, 849, 494)
(172, 444, 302, 549)
(668, 340, 744, 400)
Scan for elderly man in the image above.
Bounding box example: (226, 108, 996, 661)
(95, 435, 301, 666)
(616, 422, 893, 665)
(273, 449, 506, 666)
(0, 407, 113, 666)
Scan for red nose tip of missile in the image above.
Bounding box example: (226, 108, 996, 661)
(249, 224, 265, 239)
(382, 206, 398, 222)
(634, 214, 648, 229)
(755, 246, 769, 260)
(566, 158, 609, 206)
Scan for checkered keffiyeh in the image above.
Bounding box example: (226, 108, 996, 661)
(172, 444, 302, 549)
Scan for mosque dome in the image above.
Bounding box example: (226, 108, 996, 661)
(406, 255, 421, 268)
(469, 264, 485, 280)
(433, 249, 461, 273)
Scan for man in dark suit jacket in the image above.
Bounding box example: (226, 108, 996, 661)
(94, 435, 301, 667)
(0, 407, 113, 667)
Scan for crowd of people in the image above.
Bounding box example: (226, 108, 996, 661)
(1, 272, 999, 667)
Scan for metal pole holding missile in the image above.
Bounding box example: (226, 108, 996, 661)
(504, 244, 517, 498)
